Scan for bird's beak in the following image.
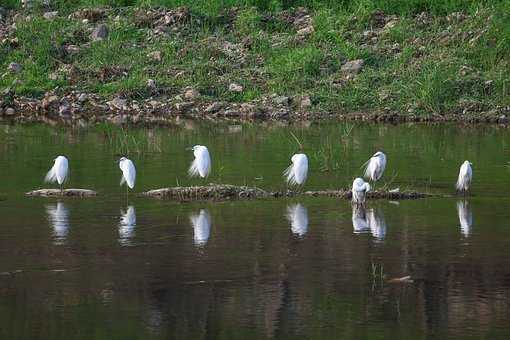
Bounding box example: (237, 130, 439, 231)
(185, 147, 193, 151)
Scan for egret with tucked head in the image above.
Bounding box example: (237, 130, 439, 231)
(188, 145, 211, 179)
(119, 157, 136, 194)
(45, 155, 69, 193)
(352, 177, 371, 205)
(456, 160, 472, 194)
(363, 151, 387, 184)
(284, 153, 308, 187)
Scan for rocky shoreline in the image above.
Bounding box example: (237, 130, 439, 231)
(1, 91, 509, 125)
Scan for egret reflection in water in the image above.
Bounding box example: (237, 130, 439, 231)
(352, 205, 370, 234)
(46, 202, 69, 245)
(190, 209, 211, 246)
(286, 203, 309, 237)
(119, 206, 136, 245)
(457, 200, 473, 237)
(352, 206, 387, 240)
(367, 208, 387, 241)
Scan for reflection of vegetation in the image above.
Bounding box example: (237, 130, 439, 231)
(97, 124, 161, 155)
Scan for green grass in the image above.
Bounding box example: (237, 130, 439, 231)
(1, 0, 509, 117)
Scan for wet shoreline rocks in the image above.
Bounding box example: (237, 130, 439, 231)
(1, 91, 509, 126)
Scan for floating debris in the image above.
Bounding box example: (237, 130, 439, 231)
(25, 189, 97, 197)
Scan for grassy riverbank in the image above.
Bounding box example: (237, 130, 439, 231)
(0, 0, 509, 120)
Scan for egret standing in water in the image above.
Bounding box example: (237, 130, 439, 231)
(284, 153, 308, 187)
(119, 157, 136, 194)
(352, 177, 371, 205)
(188, 145, 211, 179)
(456, 160, 472, 194)
(363, 151, 387, 186)
(45, 155, 69, 193)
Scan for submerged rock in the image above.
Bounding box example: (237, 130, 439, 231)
(26, 189, 97, 197)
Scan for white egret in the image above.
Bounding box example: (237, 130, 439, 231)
(119, 157, 136, 192)
(45, 155, 69, 193)
(456, 160, 472, 193)
(456, 200, 472, 237)
(190, 209, 211, 246)
(283, 153, 308, 186)
(46, 202, 69, 245)
(351, 177, 371, 205)
(119, 206, 136, 245)
(286, 203, 309, 237)
(352, 205, 370, 234)
(367, 208, 387, 241)
(363, 151, 387, 183)
(188, 145, 211, 178)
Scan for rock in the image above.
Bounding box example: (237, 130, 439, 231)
(58, 100, 71, 116)
(42, 95, 59, 109)
(300, 95, 312, 109)
(184, 88, 199, 100)
(147, 50, 162, 62)
(5, 107, 15, 116)
(91, 24, 108, 41)
(297, 25, 314, 36)
(274, 96, 291, 106)
(205, 102, 222, 113)
(77, 93, 88, 102)
(147, 79, 156, 89)
(43, 11, 58, 20)
(7, 62, 22, 73)
(341, 59, 365, 74)
(107, 97, 128, 110)
(383, 19, 398, 30)
(175, 101, 193, 112)
(229, 83, 243, 93)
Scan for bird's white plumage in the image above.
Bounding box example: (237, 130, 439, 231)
(352, 177, 371, 204)
(188, 145, 211, 178)
(457, 200, 472, 237)
(119, 157, 136, 189)
(364, 151, 386, 182)
(286, 203, 309, 237)
(190, 209, 211, 246)
(283, 153, 308, 186)
(456, 160, 472, 192)
(45, 155, 69, 185)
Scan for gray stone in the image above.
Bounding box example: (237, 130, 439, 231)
(175, 101, 194, 112)
(147, 79, 156, 89)
(108, 97, 127, 110)
(228, 83, 243, 93)
(341, 59, 365, 74)
(184, 88, 199, 100)
(274, 96, 291, 106)
(147, 50, 162, 62)
(43, 11, 58, 20)
(5, 107, 15, 116)
(7, 62, 22, 73)
(205, 102, 222, 113)
(300, 95, 312, 109)
(77, 93, 88, 102)
(91, 24, 108, 41)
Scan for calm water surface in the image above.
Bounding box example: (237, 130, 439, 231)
(1, 122, 510, 339)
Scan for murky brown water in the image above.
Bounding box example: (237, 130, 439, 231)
(1, 122, 509, 339)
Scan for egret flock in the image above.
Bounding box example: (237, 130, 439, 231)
(44, 147, 473, 204)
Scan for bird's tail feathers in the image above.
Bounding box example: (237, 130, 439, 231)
(283, 164, 297, 185)
(44, 165, 57, 183)
(188, 159, 200, 178)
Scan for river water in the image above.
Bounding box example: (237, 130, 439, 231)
(0, 122, 509, 339)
